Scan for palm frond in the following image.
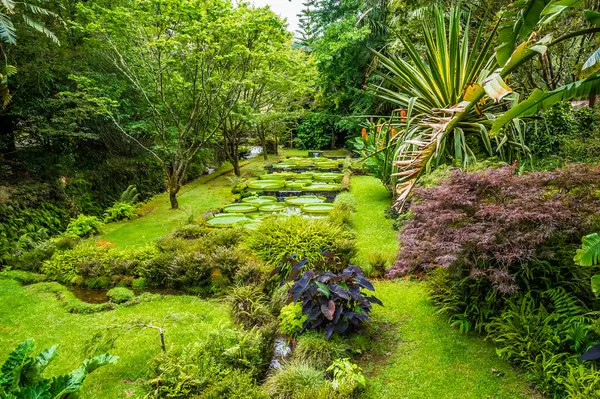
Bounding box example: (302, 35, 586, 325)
(0, 12, 16, 44)
(21, 13, 59, 45)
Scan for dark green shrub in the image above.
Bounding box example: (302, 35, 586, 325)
(211, 246, 248, 281)
(206, 227, 245, 248)
(233, 260, 270, 287)
(107, 287, 135, 304)
(295, 112, 334, 150)
(294, 332, 349, 370)
(165, 252, 212, 288)
(227, 285, 276, 329)
(86, 276, 112, 289)
(172, 224, 207, 239)
(103, 201, 136, 223)
(63, 214, 104, 238)
(7, 239, 56, 272)
(246, 216, 356, 265)
(132, 277, 148, 289)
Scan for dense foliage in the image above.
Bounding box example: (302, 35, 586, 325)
(395, 164, 600, 396)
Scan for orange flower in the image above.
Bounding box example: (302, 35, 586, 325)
(361, 127, 367, 140)
(400, 109, 407, 123)
(391, 129, 397, 137)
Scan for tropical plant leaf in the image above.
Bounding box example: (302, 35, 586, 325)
(491, 74, 600, 136)
(21, 345, 58, 385)
(584, 9, 600, 25)
(0, 339, 35, 393)
(495, 0, 548, 67)
(48, 353, 117, 397)
(0, 12, 16, 45)
(540, 0, 584, 25)
(581, 47, 600, 76)
(591, 275, 600, 296)
(574, 233, 600, 267)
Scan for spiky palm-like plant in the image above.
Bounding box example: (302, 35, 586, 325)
(372, 1, 600, 209)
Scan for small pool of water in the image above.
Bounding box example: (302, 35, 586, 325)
(67, 286, 185, 304)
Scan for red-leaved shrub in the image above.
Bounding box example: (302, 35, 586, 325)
(389, 164, 600, 293)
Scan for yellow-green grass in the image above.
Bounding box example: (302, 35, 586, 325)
(0, 279, 230, 398)
(362, 280, 539, 399)
(350, 175, 398, 272)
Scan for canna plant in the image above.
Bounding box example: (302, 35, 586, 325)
(0, 339, 117, 398)
(372, 2, 600, 209)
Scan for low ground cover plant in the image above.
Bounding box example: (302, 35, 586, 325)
(394, 164, 600, 396)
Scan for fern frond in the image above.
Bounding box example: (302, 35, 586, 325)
(574, 233, 600, 267)
(545, 288, 585, 317)
(0, 12, 16, 44)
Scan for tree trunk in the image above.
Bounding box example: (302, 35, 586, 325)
(274, 135, 279, 155)
(233, 160, 241, 176)
(262, 133, 268, 160)
(169, 188, 180, 209)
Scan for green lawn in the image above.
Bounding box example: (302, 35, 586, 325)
(362, 280, 538, 399)
(350, 175, 398, 271)
(0, 279, 230, 398)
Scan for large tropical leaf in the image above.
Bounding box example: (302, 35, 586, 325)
(540, 0, 584, 24)
(0, 340, 35, 393)
(574, 233, 600, 267)
(21, 345, 58, 386)
(491, 73, 600, 135)
(496, 0, 549, 67)
(0, 12, 16, 44)
(48, 353, 118, 398)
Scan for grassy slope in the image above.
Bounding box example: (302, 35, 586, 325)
(350, 175, 535, 398)
(363, 281, 538, 399)
(0, 279, 230, 398)
(100, 149, 350, 248)
(350, 175, 398, 272)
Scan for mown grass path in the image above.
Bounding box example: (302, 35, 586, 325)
(350, 175, 398, 271)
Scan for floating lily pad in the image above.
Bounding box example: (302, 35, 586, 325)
(223, 203, 258, 213)
(214, 212, 245, 218)
(302, 203, 335, 214)
(207, 214, 250, 227)
(284, 195, 326, 206)
(302, 183, 342, 191)
(313, 173, 343, 182)
(286, 182, 310, 190)
(242, 196, 277, 206)
(247, 180, 286, 190)
(259, 203, 287, 212)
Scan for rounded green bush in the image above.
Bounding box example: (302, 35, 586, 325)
(86, 276, 112, 289)
(106, 287, 135, 304)
(263, 364, 330, 399)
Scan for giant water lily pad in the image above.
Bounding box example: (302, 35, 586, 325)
(247, 180, 286, 190)
(223, 203, 258, 213)
(284, 195, 326, 206)
(259, 203, 287, 212)
(313, 173, 343, 182)
(207, 214, 250, 227)
(286, 182, 310, 190)
(302, 203, 334, 214)
(303, 183, 342, 191)
(242, 196, 277, 206)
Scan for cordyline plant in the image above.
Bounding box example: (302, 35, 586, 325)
(390, 164, 600, 293)
(271, 253, 383, 339)
(371, 2, 600, 210)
